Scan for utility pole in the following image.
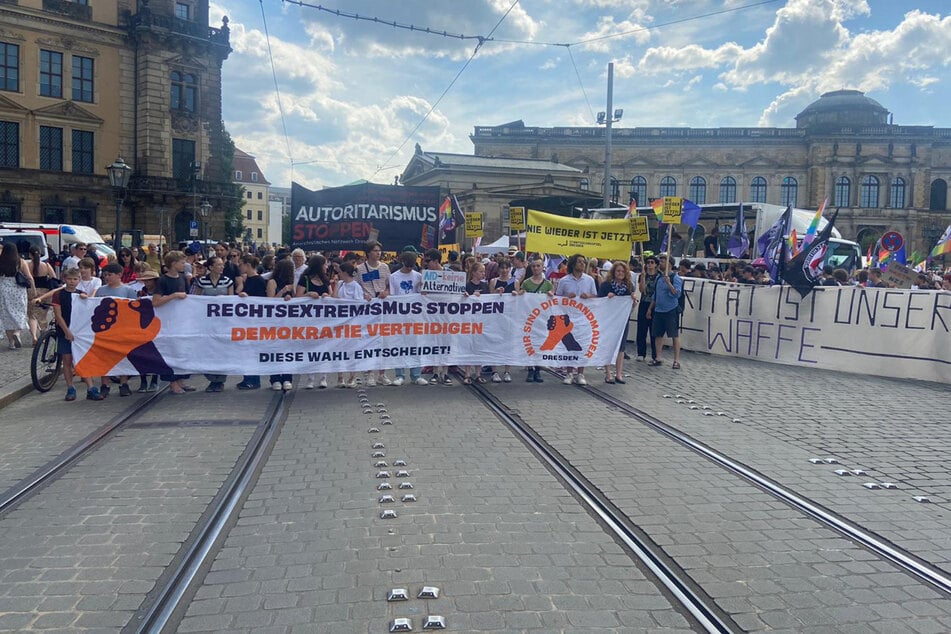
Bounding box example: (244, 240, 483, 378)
(603, 62, 614, 209)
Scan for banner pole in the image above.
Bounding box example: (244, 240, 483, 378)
(666, 223, 673, 258)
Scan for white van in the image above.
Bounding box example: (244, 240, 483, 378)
(0, 223, 113, 265)
(0, 228, 51, 262)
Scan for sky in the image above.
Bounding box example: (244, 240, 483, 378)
(210, 0, 951, 191)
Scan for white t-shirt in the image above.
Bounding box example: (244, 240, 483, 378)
(77, 277, 102, 296)
(336, 279, 365, 300)
(555, 273, 597, 298)
(389, 269, 422, 295)
(357, 261, 390, 297)
(62, 255, 81, 271)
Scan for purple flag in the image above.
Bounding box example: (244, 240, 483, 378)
(727, 203, 749, 258)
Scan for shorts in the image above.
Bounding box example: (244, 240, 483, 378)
(651, 309, 679, 339)
(57, 334, 72, 356)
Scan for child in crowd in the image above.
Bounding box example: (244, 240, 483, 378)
(236, 255, 266, 389)
(335, 262, 369, 388)
(51, 269, 102, 401)
(388, 251, 427, 386)
(463, 262, 489, 385)
(95, 263, 138, 397)
(77, 257, 102, 296)
(297, 255, 333, 389)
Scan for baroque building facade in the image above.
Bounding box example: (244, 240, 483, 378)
(0, 0, 235, 246)
(470, 90, 951, 254)
(233, 147, 269, 245)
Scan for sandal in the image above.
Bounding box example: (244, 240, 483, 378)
(647, 359, 662, 367)
(604, 376, 615, 384)
(476, 377, 487, 384)
(615, 378, 626, 384)
(671, 362, 681, 369)
(463, 377, 472, 385)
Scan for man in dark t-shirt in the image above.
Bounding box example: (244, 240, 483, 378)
(236, 254, 265, 389)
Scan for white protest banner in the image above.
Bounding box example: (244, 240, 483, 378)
(70, 295, 631, 377)
(677, 279, 951, 384)
(420, 269, 466, 294)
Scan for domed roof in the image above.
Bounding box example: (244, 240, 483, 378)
(796, 90, 889, 128)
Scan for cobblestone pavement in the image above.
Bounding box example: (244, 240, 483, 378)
(0, 380, 274, 631)
(0, 345, 33, 389)
(497, 370, 951, 632)
(177, 385, 695, 634)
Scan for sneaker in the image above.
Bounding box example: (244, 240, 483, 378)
(491, 372, 502, 383)
(392, 377, 405, 386)
(636, 356, 645, 362)
(236, 382, 259, 390)
(99, 385, 110, 398)
(347, 379, 358, 388)
(137, 383, 148, 393)
(336, 382, 347, 389)
(204, 383, 218, 393)
(562, 374, 574, 385)
(86, 387, 104, 401)
(378, 374, 392, 386)
(366, 374, 377, 387)
(502, 372, 512, 383)
(413, 377, 429, 386)
(442, 375, 454, 385)
(429, 374, 439, 385)
(119, 384, 132, 397)
(283, 381, 293, 391)
(147, 380, 159, 392)
(271, 382, 282, 391)
(65, 386, 76, 401)
(318, 377, 328, 389)
(305, 377, 315, 389)
(575, 374, 588, 385)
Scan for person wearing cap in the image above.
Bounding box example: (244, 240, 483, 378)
(647, 255, 683, 369)
(636, 255, 660, 363)
(357, 240, 393, 387)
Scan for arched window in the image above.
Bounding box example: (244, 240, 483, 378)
(719, 176, 736, 204)
(889, 177, 905, 208)
(660, 176, 677, 198)
(750, 176, 767, 203)
(930, 179, 947, 211)
(630, 176, 647, 206)
(689, 177, 706, 204)
(834, 176, 851, 208)
(780, 177, 798, 207)
(171, 71, 197, 112)
(860, 175, 879, 208)
(579, 177, 589, 191)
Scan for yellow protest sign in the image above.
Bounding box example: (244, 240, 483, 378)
(464, 212, 483, 238)
(630, 216, 650, 242)
(525, 209, 632, 260)
(508, 206, 525, 232)
(437, 243, 459, 258)
(662, 196, 683, 224)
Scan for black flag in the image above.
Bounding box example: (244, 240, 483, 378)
(783, 209, 839, 297)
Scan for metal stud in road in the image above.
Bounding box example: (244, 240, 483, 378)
(380, 509, 398, 519)
(375, 461, 389, 468)
(379, 495, 396, 503)
(382, 420, 393, 425)
(417, 586, 440, 599)
(396, 470, 410, 478)
(387, 588, 409, 602)
(863, 482, 881, 489)
(398, 482, 414, 490)
(376, 471, 391, 478)
(401, 494, 417, 502)
(880, 482, 898, 489)
(913, 496, 931, 503)
(373, 451, 386, 458)
(390, 617, 413, 631)
(851, 469, 867, 476)
(834, 469, 852, 476)
(378, 482, 392, 490)
(422, 615, 446, 630)
(393, 459, 407, 467)
(368, 427, 380, 433)
(373, 442, 385, 449)
(809, 458, 823, 464)
(822, 458, 839, 464)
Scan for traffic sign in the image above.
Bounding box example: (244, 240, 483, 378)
(881, 231, 904, 253)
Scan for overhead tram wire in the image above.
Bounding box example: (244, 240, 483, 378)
(260, 0, 293, 170)
(567, 46, 595, 123)
(371, 0, 521, 180)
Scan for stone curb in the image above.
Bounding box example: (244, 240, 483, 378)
(0, 376, 35, 410)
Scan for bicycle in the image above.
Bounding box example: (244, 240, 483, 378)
(31, 305, 62, 392)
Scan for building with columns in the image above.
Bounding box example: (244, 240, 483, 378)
(0, 0, 236, 247)
(469, 90, 951, 254)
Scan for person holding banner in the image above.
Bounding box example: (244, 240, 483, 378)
(462, 262, 490, 385)
(489, 258, 517, 383)
(357, 240, 393, 387)
(635, 255, 660, 363)
(517, 258, 553, 383)
(153, 251, 194, 394)
(598, 261, 636, 384)
(555, 254, 598, 385)
(296, 255, 334, 390)
(266, 259, 298, 392)
(422, 249, 453, 385)
(647, 256, 683, 370)
(336, 262, 370, 388)
(389, 251, 428, 387)
(235, 255, 266, 390)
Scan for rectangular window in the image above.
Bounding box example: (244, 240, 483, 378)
(246, 191, 252, 199)
(0, 204, 17, 222)
(40, 50, 63, 98)
(251, 172, 257, 182)
(171, 138, 195, 179)
(71, 56, 94, 102)
(257, 192, 262, 199)
(234, 170, 242, 180)
(39, 126, 63, 171)
(0, 43, 18, 92)
(257, 209, 263, 221)
(246, 210, 252, 220)
(175, 2, 190, 19)
(0, 121, 18, 168)
(257, 228, 262, 239)
(71, 208, 93, 225)
(72, 130, 94, 174)
(43, 207, 65, 224)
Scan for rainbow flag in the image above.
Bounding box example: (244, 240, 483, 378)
(787, 229, 799, 258)
(650, 198, 664, 222)
(930, 224, 951, 257)
(625, 199, 636, 220)
(801, 198, 828, 247)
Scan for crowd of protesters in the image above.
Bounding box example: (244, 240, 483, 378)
(4, 233, 949, 403)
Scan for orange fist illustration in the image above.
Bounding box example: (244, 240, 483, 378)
(541, 314, 583, 352)
(75, 298, 164, 377)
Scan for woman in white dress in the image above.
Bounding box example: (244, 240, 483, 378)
(0, 243, 34, 349)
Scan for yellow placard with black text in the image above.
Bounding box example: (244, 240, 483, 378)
(508, 207, 525, 232)
(662, 197, 683, 224)
(630, 216, 650, 242)
(464, 212, 483, 238)
(525, 209, 632, 260)
(437, 243, 459, 258)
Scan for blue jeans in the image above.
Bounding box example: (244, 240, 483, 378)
(395, 367, 421, 381)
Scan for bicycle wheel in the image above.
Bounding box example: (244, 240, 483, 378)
(31, 329, 62, 393)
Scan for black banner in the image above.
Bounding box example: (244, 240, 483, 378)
(291, 182, 441, 252)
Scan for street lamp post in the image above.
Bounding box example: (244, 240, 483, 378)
(199, 199, 212, 256)
(597, 62, 623, 208)
(106, 157, 132, 249)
